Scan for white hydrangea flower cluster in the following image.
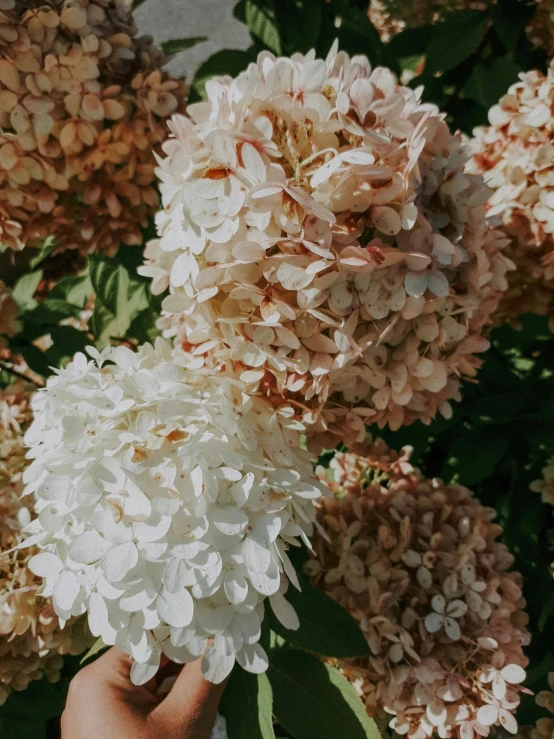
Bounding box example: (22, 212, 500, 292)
(140, 45, 511, 444)
(23, 340, 324, 685)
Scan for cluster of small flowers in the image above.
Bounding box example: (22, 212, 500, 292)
(23, 340, 325, 685)
(141, 45, 511, 445)
(0, 0, 187, 255)
(0, 281, 21, 345)
(306, 439, 530, 739)
(530, 457, 554, 507)
(469, 61, 554, 331)
(0, 380, 90, 706)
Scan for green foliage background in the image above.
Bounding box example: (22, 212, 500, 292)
(1, 1, 553, 737)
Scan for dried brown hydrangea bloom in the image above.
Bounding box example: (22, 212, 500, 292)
(469, 63, 554, 331)
(0, 281, 21, 344)
(0, 381, 91, 705)
(527, 0, 554, 59)
(307, 439, 530, 739)
(368, 0, 491, 40)
(0, 0, 187, 255)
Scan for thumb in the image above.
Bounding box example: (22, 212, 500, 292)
(151, 657, 227, 738)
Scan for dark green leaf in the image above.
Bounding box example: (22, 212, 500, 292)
(191, 49, 254, 100)
(425, 11, 489, 74)
(386, 25, 433, 59)
(269, 649, 380, 739)
(441, 431, 508, 486)
(335, 8, 385, 65)
(89, 255, 129, 316)
(462, 55, 521, 108)
(245, 0, 282, 54)
(23, 299, 83, 325)
(128, 307, 162, 344)
(49, 326, 90, 358)
(492, 0, 535, 52)
(89, 255, 150, 347)
(275, 0, 322, 54)
(461, 393, 535, 424)
(220, 668, 275, 739)
(160, 37, 207, 55)
(269, 569, 371, 659)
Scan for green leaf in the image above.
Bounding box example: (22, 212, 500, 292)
(160, 37, 207, 55)
(81, 637, 108, 664)
(441, 431, 508, 486)
(462, 55, 521, 108)
(28, 236, 56, 269)
(425, 11, 489, 74)
(492, 0, 535, 52)
(191, 49, 254, 100)
(23, 299, 83, 325)
(335, 8, 385, 66)
(386, 25, 433, 59)
(220, 668, 275, 739)
(89, 255, 129, 316)
(268, 568, 371, 659)
(269, 649, 380, 739)
(245, 0, 282, 54)
(49, 272, 93, 308)
(128, 306, 162, 344)
(274, 0, 322, 54)
(461, 393, 534, 424)
(89, 255, 150, 347)
(12, 270, 43, 311)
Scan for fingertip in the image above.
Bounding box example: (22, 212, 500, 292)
(154, 657, 227, 727)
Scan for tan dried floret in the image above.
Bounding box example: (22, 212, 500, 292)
(0, 0, 187, 256)
(307, 438, 530, 739)
(142, 46, 511, 445)
(468, 62, 554, 331)
(530, 457, 554, 507)
(0, 380, 91, 706)
(533, 674, 554, 739)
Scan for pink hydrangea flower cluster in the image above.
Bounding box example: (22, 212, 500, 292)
(141, 45, 511, 445)
(469, 62, 554, 331)
(0, 381, 91, 705)
(306, 438, 530, 739)
(0, 0, 187, 255)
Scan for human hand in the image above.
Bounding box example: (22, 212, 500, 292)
(61, 647, 226, 739)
